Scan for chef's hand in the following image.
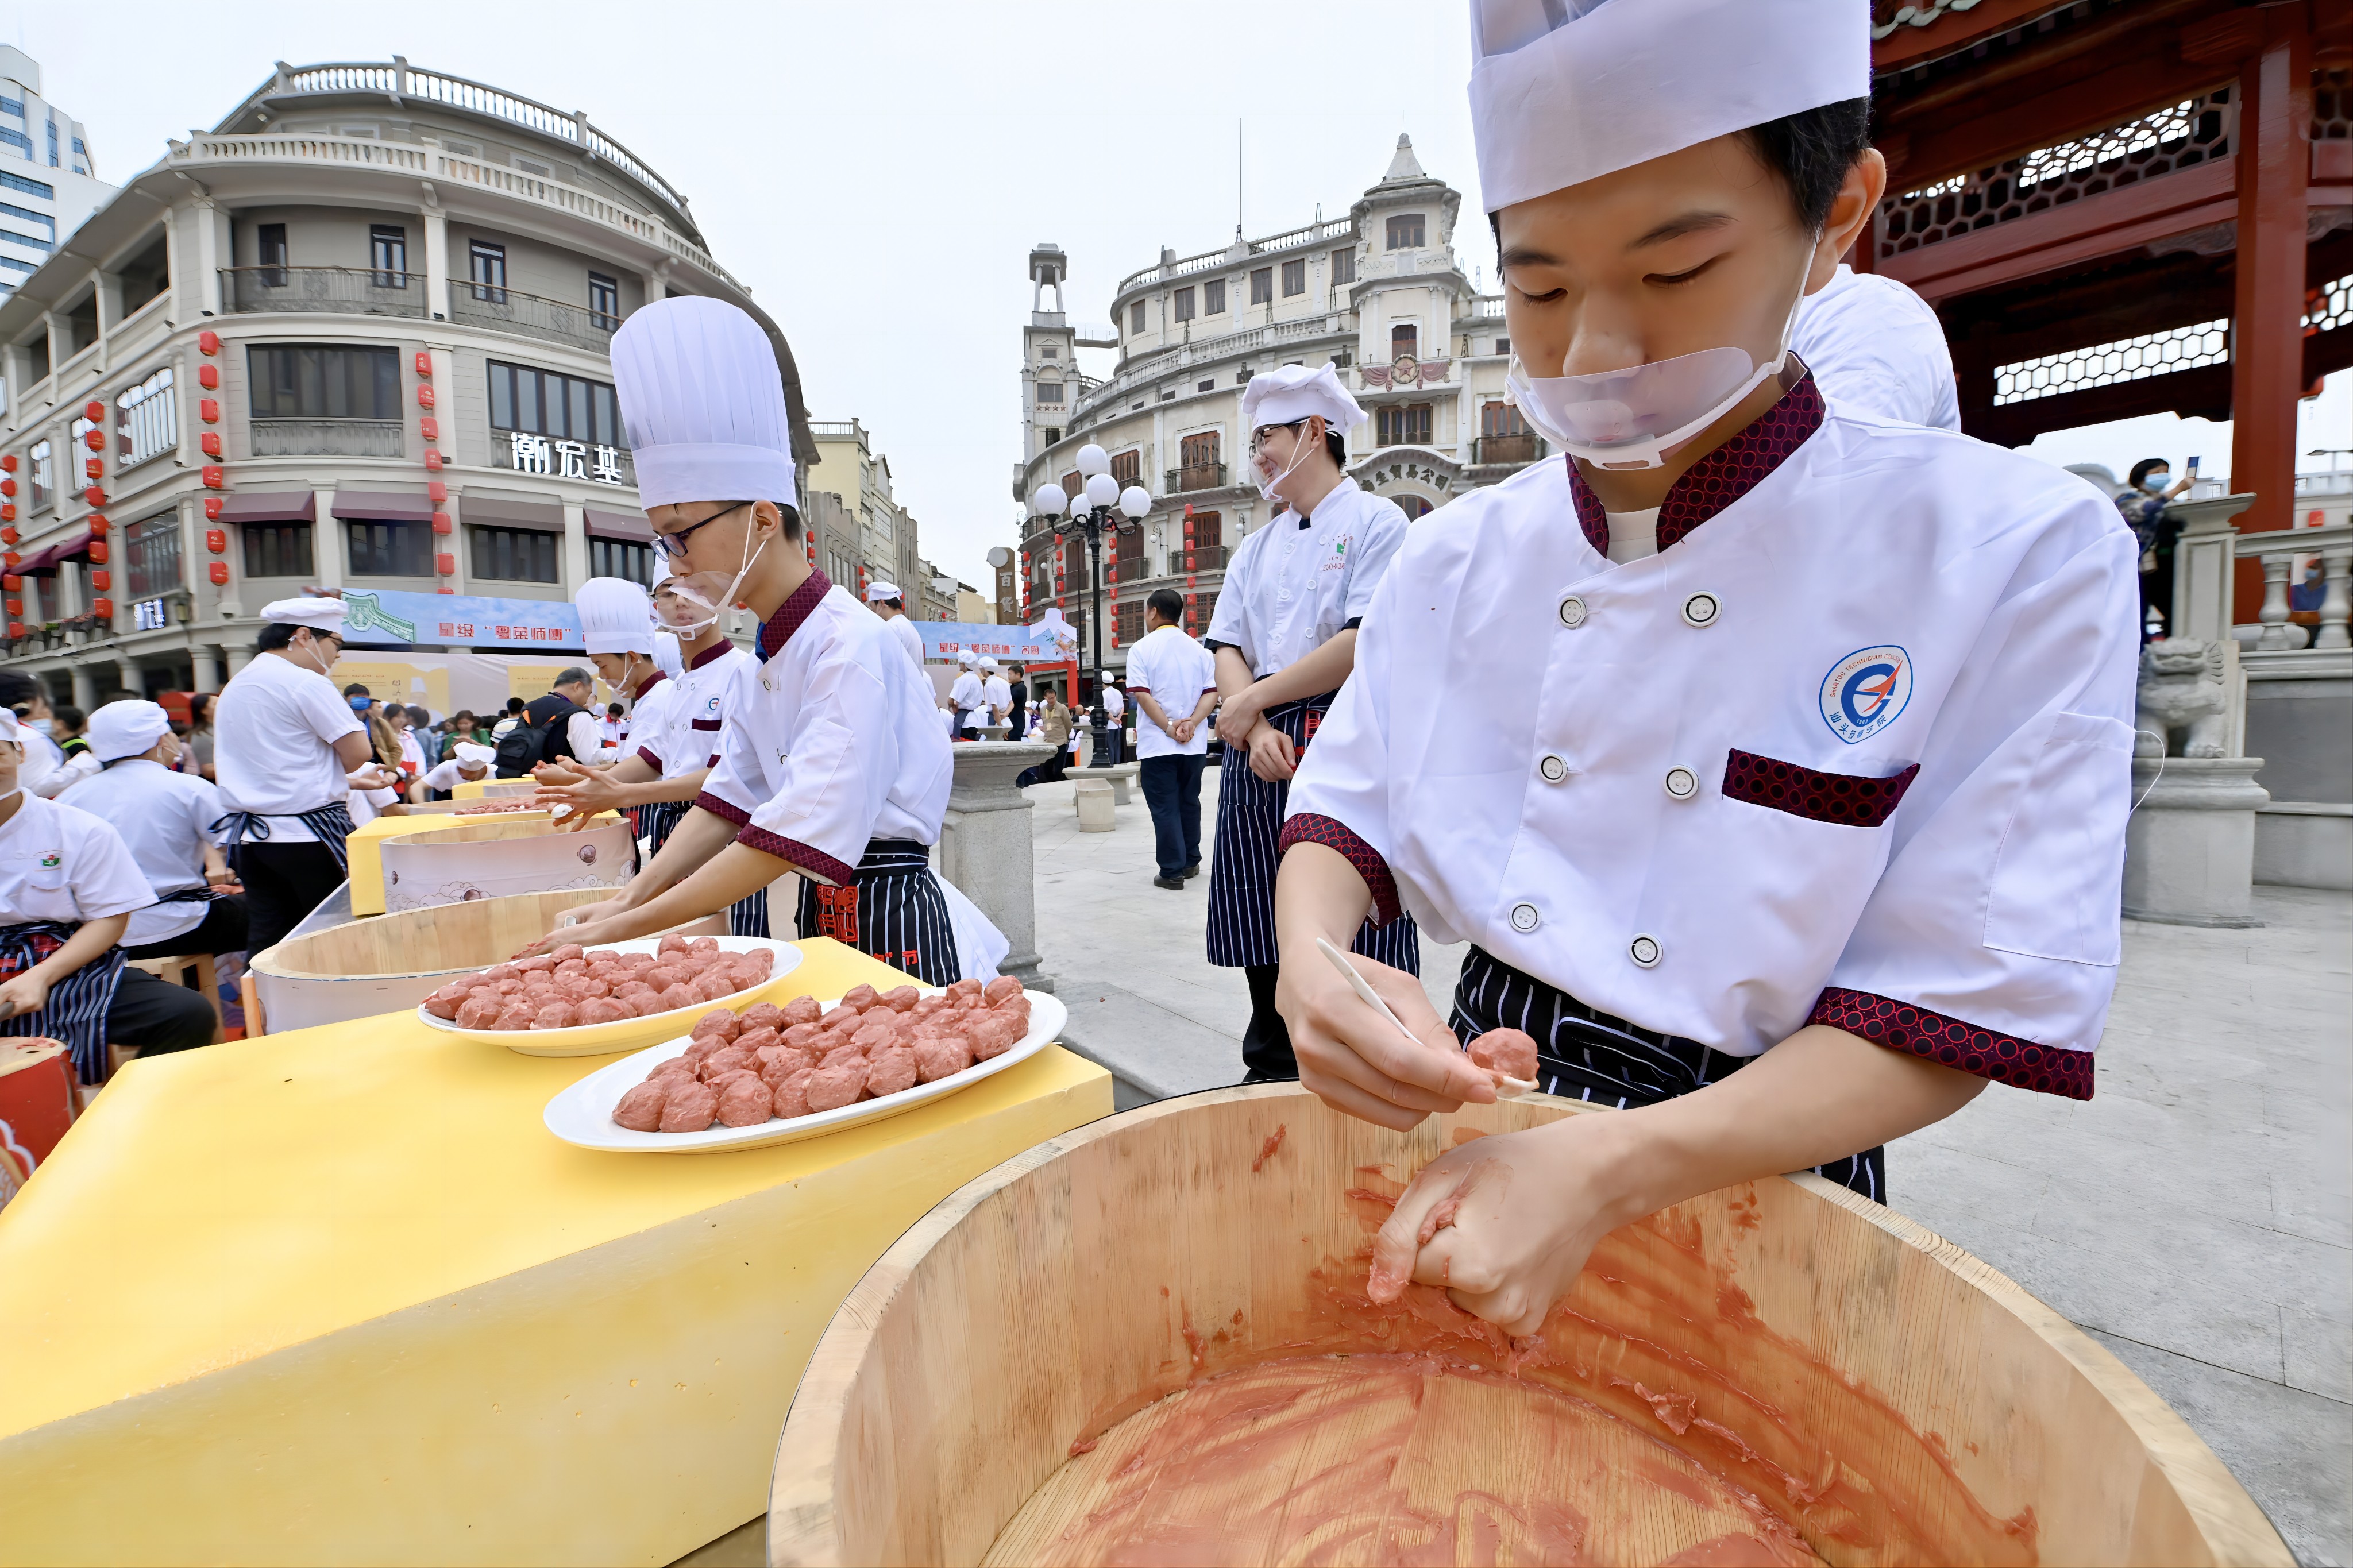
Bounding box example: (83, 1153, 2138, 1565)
(1276, 950, 1493, 1131)
(531, 760, 586, 786)
(533, 768, 625, 821)
(346, 763, 399, 791)
(1368, 1115, 1642, 1337)
(516, 896, 635, 956)
(1214, 686, 1266, 750)
(1245, 719, 1297, 782)
(0, 969, 51, 1022)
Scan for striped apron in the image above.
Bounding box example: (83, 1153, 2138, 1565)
(209, 802, 358, 875)
(794, 840, 960, 987)
(1206, 693, 1420, 973)
(0, 920, 128, 1086)
(1450, 945, 1885, 1202)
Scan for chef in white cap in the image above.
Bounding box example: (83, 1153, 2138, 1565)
(420, 741, 499, 795)
(1272, 0, 2139, 1334)
(1205, 361, 1417, 1081)
(947, 648, 985, 740)
(565, 574, 665, 768)
(533, 296, 966, 982)
(1792, 263, 1960, 430)
(979, 658, 1012, 735)
(866, 581, 927, 670)
(60, 698, 246, 964)
(0, 706, 221, 1083)
(211, 594, 401, 956)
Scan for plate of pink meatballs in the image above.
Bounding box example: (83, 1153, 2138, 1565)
(541, 975, 1067, 1153)
(415, 933, 805, 1056)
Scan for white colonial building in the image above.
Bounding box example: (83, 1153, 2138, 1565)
(1012, 136, 1542, 665)
(0, 58, 812, 707)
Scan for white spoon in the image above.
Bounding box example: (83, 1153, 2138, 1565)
(1314, 937, 1535, 1098)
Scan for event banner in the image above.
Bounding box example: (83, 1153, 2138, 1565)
(341, 589, 583, 651)
(921, 612, 1077, 665)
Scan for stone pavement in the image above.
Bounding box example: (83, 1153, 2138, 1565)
(1024, 768, 2352, 1566)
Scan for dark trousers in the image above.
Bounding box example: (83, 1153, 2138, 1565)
(240, 841, 346, 957)
(123, 895, 249, 963)
(1240, 963, 1295, 1081)
(1139, 754, 1206, 877)
(109, 964, 220, 1057)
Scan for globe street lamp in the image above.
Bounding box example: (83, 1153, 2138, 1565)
(1031, 442, 1151, 770)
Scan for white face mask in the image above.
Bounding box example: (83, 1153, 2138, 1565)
(1252, 418, 1324, 502)
(1505, 253, 1814, 470)
(662, 508, 765, 636)
(24, 718, 51, 737)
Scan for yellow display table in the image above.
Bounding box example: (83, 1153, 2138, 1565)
(0, 940, 1111, 1566)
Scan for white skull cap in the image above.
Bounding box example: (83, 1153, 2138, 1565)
(1467, 0, 1869, 212)
(259, 595, 349, 629)
(1241, 364, 1367, 435)
(87, 698, 172, 762)
(611, 296, 798, 507)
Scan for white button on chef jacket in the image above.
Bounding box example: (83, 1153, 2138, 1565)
(1284, 407, 2140, 1063)
(637, 643, 754, 782)
(1206, 480, 1411, 677)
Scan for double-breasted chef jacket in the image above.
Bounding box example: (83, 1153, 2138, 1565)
(696, 570, 954, 890)
(637, 643, 754, 785)
(1280, 376, 2139, 1099)
(1206, 478, 1409, 676)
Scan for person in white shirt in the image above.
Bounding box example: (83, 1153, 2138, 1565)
(66, 700, 246, 965)
(1125, 589, 1220, 890)
(1791, 262, 1961, 430)
(947, 651, 986, 740)
(1097, 674, 1126, 763)
(0, 706, 220, 1083)
(866, 581, 928, 670)
(1203, 362, 1416, 1081)
(1274, 0, 2138, 1337)
(420, 741, 497, 795)
(0, 673, 67, 797)
(213, 596, 400, 956)
(979, 658, 1012, 733)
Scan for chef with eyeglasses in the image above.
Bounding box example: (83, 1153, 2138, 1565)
(1269, 0, 2140, 1337)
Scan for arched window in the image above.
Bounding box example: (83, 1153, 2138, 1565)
(1394, 495, 1434, 521)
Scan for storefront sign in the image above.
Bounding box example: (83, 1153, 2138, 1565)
(131, 598, 169, 631)
(507, 432, 627, 485)
(342, 588, 583, 650)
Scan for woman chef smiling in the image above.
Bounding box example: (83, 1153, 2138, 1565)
(1274, 0, 2140, 1336)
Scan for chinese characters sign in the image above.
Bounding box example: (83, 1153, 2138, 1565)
(341, 588, 584, 650)
(918, 619, 1077, 663)
(507, 431, 627, 485)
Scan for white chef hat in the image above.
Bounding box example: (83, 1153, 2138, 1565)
(978, 657, 999, 671)
(866, 581, 902, 602)
(653, 628, 684, 679)
(576, 576, 655, 655)
(610, 296, 798, 508)
(87, 698, 173, 762)
(1241, 364, 1367, 435)
(454, 741, 496, 767)
(0, 707, 18, 744)
(259, 595, 349, 631)
(1468, 0, 1869, 213)
(956, 650, 977, 667)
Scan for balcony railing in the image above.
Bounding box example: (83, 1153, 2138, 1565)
(448, 281, 619, 352)
(222, 265, 428, 318)
(1166, 462, 1227, 493)
(1472, 433, 1542, 465)
(1170, 544, 1228, 571)
(251, 418, 407, 458)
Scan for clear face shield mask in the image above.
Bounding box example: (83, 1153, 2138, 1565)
(1251, 418, 1325, 502)
(658, 505, 767, 636)
(1503, 250, 1815, 470)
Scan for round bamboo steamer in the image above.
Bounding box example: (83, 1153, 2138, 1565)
(379, 814, 634, 913)
(770, 1084, 2290, 1568)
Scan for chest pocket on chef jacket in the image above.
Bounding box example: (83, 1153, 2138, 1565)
(1983, 711, 2134, 967)
(10, 855, 75, 923)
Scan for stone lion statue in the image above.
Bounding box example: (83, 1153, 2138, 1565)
(2134, 638, 2229, 758)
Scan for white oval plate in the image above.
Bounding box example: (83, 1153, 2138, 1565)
(415, 936, 805, 1057)
(542, 987, 1067, 1153)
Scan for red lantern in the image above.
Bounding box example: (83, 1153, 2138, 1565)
(413, 351, 433, 378)
(430, 512, 452, 535)
(203, 498, 224, 522)
(92, 597, 114, 621)
(198, 329, 221, 356)
(84, 457, 103, 481)
(6, 623, 20, 640)
(199, 398, 219, 424)
(83, 485, 106, 506)
(426, 480, 447, 504)
(0, 505, 12, 524)
(423, 450, 443, 472)
(83, 400, 104, 422)
(419, 416, 439, 442)
(83, 428, 105, 452)
(2, 553, 17, 569)
(197, 364, 219, 390)
(89, 512, 106, 530)
(205, 528, 226, 554)
(0, 454, 15, 472)
(199, 432, 222, 459)
(5, 600, 18, 616)
(2, 576, 16, 590)
(209, 561, 230, 586)
(0, 478, 12, 497)
(436, 552, 456, 577)
(88, 545, 107, 567)
(91, 570, 110, 592)
(416, 385, 435, 409)
(201, 465, 225, 489)
(436, 586, 454, 596)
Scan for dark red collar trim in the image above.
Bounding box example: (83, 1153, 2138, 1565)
(758, 569, 831, 659)
(632, 670, 668, 699)
(686, 638, 734, 671)
(1564, 372, 1824, 557)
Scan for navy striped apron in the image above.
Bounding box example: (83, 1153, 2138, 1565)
(209, 802, 358, 874)
(1450, 945, 1885, 1202)
(635, 798, 691, 853)
(793, 839, 959, 987)
(1206, 693, 1419, 973)
(0, 920, 128, 1086)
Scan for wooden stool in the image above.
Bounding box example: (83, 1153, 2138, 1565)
(127, 953, 225, 1044)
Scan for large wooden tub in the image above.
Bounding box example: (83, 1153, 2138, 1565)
(379, 812, 634, 912)
(770, 1085, 2289, 1567)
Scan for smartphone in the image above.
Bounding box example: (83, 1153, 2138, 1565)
(2186, 456, 2201, 478)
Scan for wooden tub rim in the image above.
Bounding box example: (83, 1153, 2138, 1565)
(765, 1082, 2290, 1568)
(245, 885, 618, 983)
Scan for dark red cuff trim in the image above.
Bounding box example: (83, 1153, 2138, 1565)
(1810, 987, 2094, 1101)
(1723, 750, 1919, 827)
(693, 790, 750, 828)
(1278, 812, 1403, 927)
(736, 825, 856, 887)
(635, 745, 663, 772)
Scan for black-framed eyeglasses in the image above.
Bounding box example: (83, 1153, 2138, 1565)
(651, 500, 751, 562)
(1248, 420, 1309, 456)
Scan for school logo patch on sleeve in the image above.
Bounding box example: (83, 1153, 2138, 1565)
(1820, 646, 1912, 744)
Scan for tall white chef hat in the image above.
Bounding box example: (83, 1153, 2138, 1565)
(259, 595, 349, 631)
(865, 581, 902, 603)
(576, 576, 656, 655)
(1240, 364, 1367, 435)
(653, 628, 684, 679)
(1468, 0, 1869, 212)
(610, 296, 797, 508)
(87, 698, 173, 762)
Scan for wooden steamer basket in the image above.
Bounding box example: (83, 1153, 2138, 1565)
(770, 1085, 2290, 1568)
(379, 813, 634, 913)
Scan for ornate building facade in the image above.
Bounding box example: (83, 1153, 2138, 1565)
(1010, 136, 1544, 669)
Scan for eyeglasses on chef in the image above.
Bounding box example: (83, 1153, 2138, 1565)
(651, 500, 754, 561)
(1249, 420, 1311, 456)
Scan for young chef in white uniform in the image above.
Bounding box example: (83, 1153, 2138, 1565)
(1791, 262, 1960, 430)
(1125, 587, 1219, 890)
(1206, 363, 1415, 1080)
(537, 296, 962, 982)
(212, 596, 401, 956)
(980, 659, 1012, 732)
(866, 581, 927, 669)
(66, 700, 246, 963)
(948, 651, 985, 740)
(0, 707, 220, 1082)
(420, 741, 496, 795)
(1274, 0, 2140, 1335)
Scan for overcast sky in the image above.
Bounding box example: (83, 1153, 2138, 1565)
(21, 1, 1478, 588)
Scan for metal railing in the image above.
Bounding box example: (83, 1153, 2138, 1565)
(447, 281, 618, 352)
(1170, 544, 1228, 571)
(1472, 433, 1542, 465)
(222, 265, 427, 318)
(1077, 316, 1347, 421)
(1166, 462, 1228, 493)
(250, 418, 407, 458)
(1116, 218, 1356, 295)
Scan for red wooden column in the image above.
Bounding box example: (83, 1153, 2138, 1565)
(2228, 9, 2314, 621)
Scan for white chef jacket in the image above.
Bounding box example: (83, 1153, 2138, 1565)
(1283, 386, 2139, 1091)
(885, 613, 925, 669)
(419, 759, 491, 793)
(215, 652, 367, 843)
(1125, 624, 1217, 759)
(948, 670, 985, 723)
(32, 747, 98, 800)
(1206, 480, 1410, 677)
(16, 727, 64, 796)
(1102, 686, 1124, 722)
(637, 643, 754, 782)
(983, 675, 1011, 720)
(0, 791, 155, 930)
(1792, 264, 1961, 431)
(56, 759, 223, 946)
(700, 572, 953, 887)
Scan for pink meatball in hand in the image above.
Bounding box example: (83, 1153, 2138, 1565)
(1469, 1028, 1540, 1084)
